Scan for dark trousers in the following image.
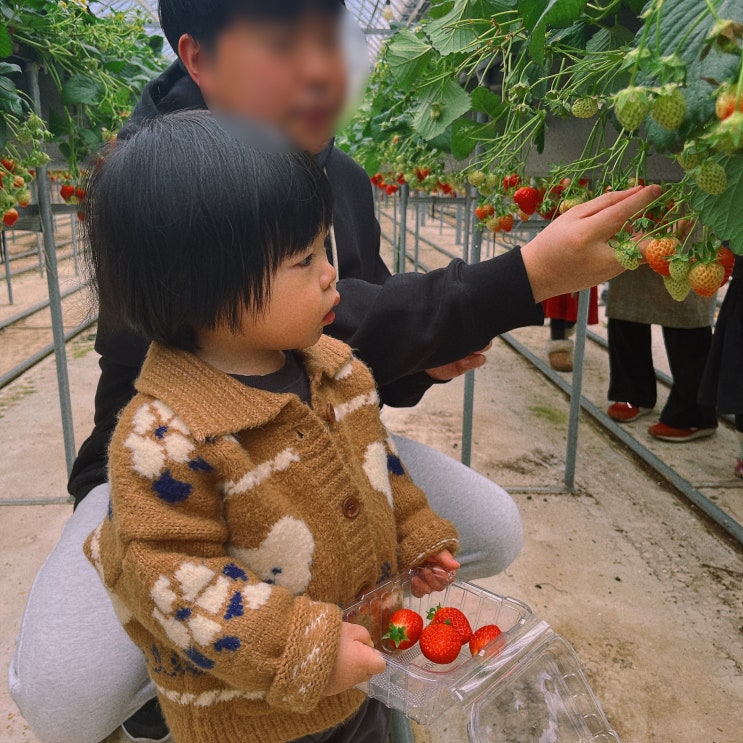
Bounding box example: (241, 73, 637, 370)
(608, 319, 718, 429)
(289, 699, 391, 743)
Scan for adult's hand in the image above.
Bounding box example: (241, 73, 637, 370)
(426, 343, 492, 381)
(521, 185, 662, 303)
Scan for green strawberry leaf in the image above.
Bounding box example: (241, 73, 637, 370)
(412, 79, 471, 141)
(386, 30, 434, 89)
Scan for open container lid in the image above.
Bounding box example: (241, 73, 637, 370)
(343, 570, 620, 741)
(465, 629, 620, 742)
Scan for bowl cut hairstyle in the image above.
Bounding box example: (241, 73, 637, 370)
(84, 111, 334, 352)
(159, 0, 345, 56)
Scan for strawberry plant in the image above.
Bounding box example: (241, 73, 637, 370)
(339, 0, 743, 290)
(0, 0, 166, 181)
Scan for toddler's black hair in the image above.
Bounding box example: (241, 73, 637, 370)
(159, 0, 344, 57)
(84, 110, 333, 352)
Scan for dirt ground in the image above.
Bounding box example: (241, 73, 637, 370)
(0, 206, 741, 742)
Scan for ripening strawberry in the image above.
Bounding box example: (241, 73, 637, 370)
(688, 261, 725, 297)
(475, 203, 495, 221)
(614, 87, 650, 131)
(513, 186, 539, 215)
(468, 170, 486, 188)
(3, 207, 19, 227)
(16, 190, 31, 208)
(469, 624, 502, 656)
(485, 216, 500, 232)
(717, 246, 735, 283)
(502, 173, 521, 190)
(419, 622, 462, 664)
(650, 87, 686, 130)
(517, 209, 531, 221)
(613, 239, 643, 270)
(664, 275, 691, 302)
(558, 196, 584, 214)
(498, 214, 514, 232)
(571, 97, 599, 119)
(427, 605, 472, 645)
(715, 88, 743, 121)
(711, 112, 743, 155)
(60, 184, 75, 201)
(676, 143, 704, 171)
(668, 258, 691, 282)
(694, 160, 727, 195)
(645, 236, 679, 276)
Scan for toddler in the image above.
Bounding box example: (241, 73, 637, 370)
(82, 111, 459, 743)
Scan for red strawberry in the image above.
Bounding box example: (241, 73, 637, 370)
(428, 605, 472, 644)
(386, 184, 398, 195)
(382, 609, 423, 651)
(645, 236, 679, 277)
(502, 173, 521, 190)
(475, 203, 495, 221)
(498, 214, 514, 232)
(1, 158, 15, 172)
(717, 246, 735, 283)
(419, 622, 462, 664)
(77, 210, 86, 221)
(716, 89, 743, 121)
(3, 208, 18, 227)
(513, 186, 539, 216)
(688, 261, 725, 297)
(75, 187, 86, 200)
(60, 184, 75, 201)
(469, 624, 502, 656)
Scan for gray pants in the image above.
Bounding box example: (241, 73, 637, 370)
(8, 435, 522, 743)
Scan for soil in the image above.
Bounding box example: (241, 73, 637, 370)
(0, 204, 741, 742)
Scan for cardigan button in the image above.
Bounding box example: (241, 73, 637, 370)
(342, 496, 361, 519)
(326, 403, 337, 425)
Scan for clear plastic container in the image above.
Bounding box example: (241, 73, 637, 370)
(343, 568, 620, 741)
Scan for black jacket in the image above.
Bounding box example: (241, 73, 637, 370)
(68, 61, 543, 504)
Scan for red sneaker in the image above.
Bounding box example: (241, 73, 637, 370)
(607, 402, 653, 423)
(735, 458, 743, 479)
(647, 422, 717, 442)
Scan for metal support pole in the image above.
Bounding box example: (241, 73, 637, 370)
(414, 198, 421, 272)
(1, 231, 13, 304)
(36, 231, 45, 277)
(397, 184, 408, 273)
(564, 288, 591, 491)
(455, 203, 462, 245)
(70, 213, 80, 275)
(460, 106, 486, 467)
(392, 193, 398, 262)
(28, 63, 76, 475)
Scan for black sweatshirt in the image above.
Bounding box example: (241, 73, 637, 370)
(67, 61, 543, 504)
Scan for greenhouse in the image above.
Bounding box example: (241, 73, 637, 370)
(1, 1, 741, 742)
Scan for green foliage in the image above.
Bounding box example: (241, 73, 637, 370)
(0, 0, 167, 173)
(340, 0, 743, 253)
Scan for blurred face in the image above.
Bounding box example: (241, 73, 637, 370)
(181, 13, 348, 153)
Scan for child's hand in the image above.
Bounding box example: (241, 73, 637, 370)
(411, 550, 460, 596)
(521, 185, 663, 303)
(323, 622, 386, 696)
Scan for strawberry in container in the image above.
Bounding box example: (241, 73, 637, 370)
(343, 567, 620, 741)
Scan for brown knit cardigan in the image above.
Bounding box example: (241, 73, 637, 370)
(84, 334, 458, 743)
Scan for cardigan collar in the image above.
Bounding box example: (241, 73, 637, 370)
(135, 335, 353, 440)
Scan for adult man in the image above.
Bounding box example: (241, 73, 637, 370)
(9, 2, 660, 741)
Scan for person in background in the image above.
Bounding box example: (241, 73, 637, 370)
(543, 287, 599, 372)
(699, 247, 743, 477)
(605, 264, 717, 441)
(8, 1, 662, 742)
